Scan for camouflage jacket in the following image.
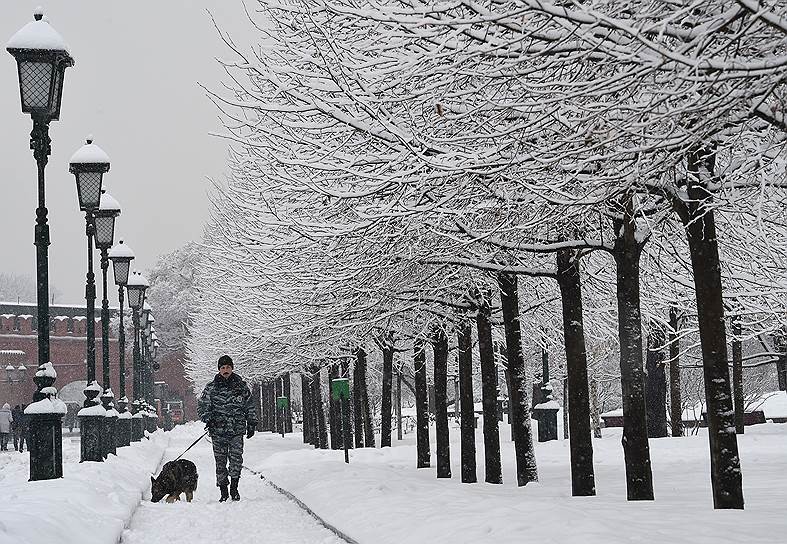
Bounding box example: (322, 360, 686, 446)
(197, 373, 256, 438)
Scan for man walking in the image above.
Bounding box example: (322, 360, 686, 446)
(197, 355, 256, 501)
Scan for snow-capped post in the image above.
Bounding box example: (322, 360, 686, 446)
(533, 348, 559, 442)
(775, 331, 787, 393)
(101, 388, 118, 457)
(78, 380, 106, 462)
(26, 362, 66, 480)
(130, 399, 144, 441)
(7, 9, 74, 482)
(115, 396, 132, 447)
(109, 239, 135, 448)
(331, 377, 351, 463)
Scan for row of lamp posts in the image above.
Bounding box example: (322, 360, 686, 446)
(7, 10, 162, 479)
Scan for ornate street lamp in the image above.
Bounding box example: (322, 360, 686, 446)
(95, 189, 120, 457)
(69, 138, 109, 390)
(7, 9, 74, 482)
(109, 240, 134, 448)
(126, 271, 148, 441)
(69, 138, 110, 463)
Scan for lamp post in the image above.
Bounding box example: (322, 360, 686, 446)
(109, 240, 134, 447)
(69, 138, 110, 462)
(94, 189, 120, 456)
(126, 271, 149, 441)
(8, 10, 74, 481)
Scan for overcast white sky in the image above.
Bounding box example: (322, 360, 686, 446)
(1, 1, 256, 304)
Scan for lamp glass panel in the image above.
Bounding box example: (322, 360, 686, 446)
(94, 215, 116, 247)
(18, 60, 53, 110)
(127, 287, 142, 309)
(77, 171, 103, 210)
(49, 62, 64, 118)
(112, 260, 130, 286)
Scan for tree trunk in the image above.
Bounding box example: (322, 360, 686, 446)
(646, 328, 668, 438)
(668, 308, 683, 437)
(312, 369, 328, 449)
(301, 373, 312, 444)
(262, 380, 275, 432)
(381, 341, 394, 447)
(283, 372, 293, 434)
(253, 382, 263, 433)
(498, 272, 538, 485)
(458, 321, 477, 483)
(275, 376, 284, 436)
(612, 207, 654, 501)
(356, 348, 375, 448)
(731, 316, 744, 434)
(590, 379, 602, 439)
(328, 365, 341, 449)
(475, 291, 502, 484)
(681, 147, 744, 509)
(432, 328, 451, 478)
(352, 350, 365, 448)
(556, 248, 596, 497)
(562, 377, 569, 440)
(414, 339, 431, 468)
(341, 360, 354, 448)
(396, 369, 403, 441)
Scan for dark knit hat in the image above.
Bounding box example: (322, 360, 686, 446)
(218, 355, 234, 369)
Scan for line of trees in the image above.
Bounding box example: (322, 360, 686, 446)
(185, 0, 787, 511)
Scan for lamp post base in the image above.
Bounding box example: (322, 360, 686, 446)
(103, 414, 118, 457)
(79, 414, 105, 462)
(131, 415, 144, 441)
(28, 412, 63, 481)
(116, 415, 132, 448)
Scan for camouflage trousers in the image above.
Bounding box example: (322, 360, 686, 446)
(211, 434, 244, 486)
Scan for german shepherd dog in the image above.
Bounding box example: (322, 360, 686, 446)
(150, 459, 199, 503)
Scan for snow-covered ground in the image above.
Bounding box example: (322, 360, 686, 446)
(0, 431, 168, 544)
(249, 420, 787, 544)
(3, 420, 784, 544)
(120, 426, 344, 544)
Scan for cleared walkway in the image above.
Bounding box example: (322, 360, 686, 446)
(121, 426, 344, 544)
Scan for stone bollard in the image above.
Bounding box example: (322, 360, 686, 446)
(26, 363, 66, 481)
(532, 399, 560, 442)
(79, 381, 106, 462)
(101, 389, 118, 457)
(115, 397, 132, 448)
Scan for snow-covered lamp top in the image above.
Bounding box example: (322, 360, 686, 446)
(6, 10, 74, 120)
(69, 136, 110, 164)
(98, 188, 121, 214)
(109, 239, 135, 259)
(94, 189, 121, 249)
(7, 9, 70, 53)
(69, 137, 110, 212)
(126, 270, 149, 309)
(109, 240, 135, 286)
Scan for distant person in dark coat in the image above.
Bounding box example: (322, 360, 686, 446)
(11, 405, 25, 452)
(0, 403, 13, 451)
(197, 355, 256, 502)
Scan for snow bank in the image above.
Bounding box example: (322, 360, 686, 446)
(248, 422, 787, 544)
(0, 432, 169, 544)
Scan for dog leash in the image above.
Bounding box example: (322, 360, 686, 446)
(172, 430, 209, 461)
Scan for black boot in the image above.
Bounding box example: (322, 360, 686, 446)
(219, 484, 229, 502)
(230, 478, 240, 501)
